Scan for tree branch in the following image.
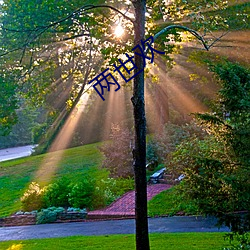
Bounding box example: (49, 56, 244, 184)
(0, 4, 134, 57)
(1, 4, 134, 33)
(83, 5, 134, 23)
(153, 25, 210, 50)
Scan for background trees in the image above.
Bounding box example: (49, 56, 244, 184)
(99, 124, 133, 178)
(0, 1, 248, 149)
(0, 74, 18, 136)
(167, 60, 250, 233)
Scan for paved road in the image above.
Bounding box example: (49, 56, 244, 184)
(0, 216, 229, 241)
(0, 145, 37, 162)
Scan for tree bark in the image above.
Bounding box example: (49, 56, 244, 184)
(132, 1, 150, 250)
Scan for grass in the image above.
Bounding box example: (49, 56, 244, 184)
(0, 143, 104, 217)
(0, 233, 231, 250)
(148, 186, 199, 217)
(0, 140, 195, 218)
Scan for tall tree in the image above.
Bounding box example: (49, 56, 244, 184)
(168, 61, 250, 233)
(132, 1, 149, 249)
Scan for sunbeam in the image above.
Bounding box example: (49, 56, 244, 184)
(35, 93, 90, 184)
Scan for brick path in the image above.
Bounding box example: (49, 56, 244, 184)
(88, 184, 171, 219)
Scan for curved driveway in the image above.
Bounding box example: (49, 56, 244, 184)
(0, 145, 36, 162)
(0, 216, 229, 241)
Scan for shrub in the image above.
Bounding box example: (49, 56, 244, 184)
(93, 178, 117, 209)
(32, 123, 47, 144)
(68, 180, 94, 209)
(36, 206, 64, 224)
(99, 124, 134, 178)
(113, 177, 134, 197)
(148, 185, 199, 217)
(67, 207, 87, 213)
(21, 182, 45, 211)
(93, 177, 134, 209)
(43, 177, 71, 208)
(147, 122, 205, 166)
(223, 233, 250, 250)
(168, 62, 250, 233)
(146, 140, 159, 171)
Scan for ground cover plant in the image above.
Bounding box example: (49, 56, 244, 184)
(0, 233, 232, 250)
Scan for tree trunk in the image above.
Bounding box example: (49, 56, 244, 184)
(132, 1, 150, 250)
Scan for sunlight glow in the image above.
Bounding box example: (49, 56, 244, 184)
(114, 24, 124, 38)
(7, 243, 23, 250)
(35, 93, 90, 184)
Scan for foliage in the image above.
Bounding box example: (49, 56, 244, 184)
(0, 142, 102, 217)
(24, 178, 94, 211)
(36, 206, 64, 224)
(208, 2, 250, 30)
(201, 61, 250, 168)
(93, 177, 134, 208)
(147, 122, 206, 167)
(0, 75, 18, 136)
(223, 232, 250, 250)
(68, 179, 94, 209)
(0, 104, 44, 148)
(67, 207, 86, 213)
(99, 124, 133, 178)
(168, 135, 239, 211)
(19, 168, 133, 213)
(146, 140, 159, 169)
(32, 123, 48, 144)
(43, 178, 71, 208)
(43, 177, 95, 209)
(148, 186, 199, 217)
(20, 182, 45, 212)
(93, 178, 118, 208)
(0, 0, 243, 137)
(167, 61, 250, 233)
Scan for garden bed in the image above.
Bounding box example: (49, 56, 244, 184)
(0, 210, 88, 227)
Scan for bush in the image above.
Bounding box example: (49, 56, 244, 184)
(168, 62, 250, 233)
(32, 123, 47, 144)
(93, 177, 134, 209)
(223, 233, 250, 250)
(147, 122, 205, 166)
(67, 207, 86, 213)
(113, 177, 134, 197)
(43, 177, 71, 208)
(146, 140, 159, 171)
(93, 178, 117, 208)
(68, 180, 94, 209)
(21, 182, 45, 211)
(148, 185, 199, 217)
(99, 124, 134, 178)
(36, 206, 64, 224)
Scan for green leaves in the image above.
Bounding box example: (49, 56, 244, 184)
(168, 61, 250, 233)
(0, 75, 18, 135)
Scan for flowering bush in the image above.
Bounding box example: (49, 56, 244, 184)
(21, 182, 45, 211)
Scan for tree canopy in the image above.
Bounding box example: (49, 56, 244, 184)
(168, 60, 250, 233)
(1, 0, 248, 134)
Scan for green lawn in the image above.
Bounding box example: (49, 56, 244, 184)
(148, 186, 199, 217)
(0, 233, 231, 250)
(0, 141, 197, 218)
(0, 143, 103, 217)
(0, 141, 185, 218)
